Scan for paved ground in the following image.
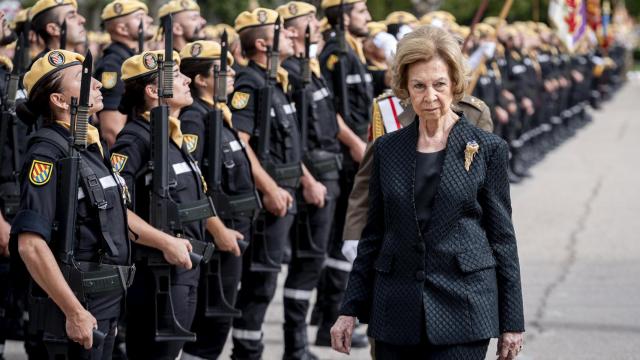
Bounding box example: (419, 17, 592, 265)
(4, 78, 640, 359)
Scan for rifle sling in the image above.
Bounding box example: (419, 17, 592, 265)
(33, 128, 120, 258)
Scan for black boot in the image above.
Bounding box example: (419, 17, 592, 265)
(283, 327, 318, 360)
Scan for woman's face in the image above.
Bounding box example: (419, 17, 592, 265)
(407, 57, 454, 122)
(58, 64, 104, 115)
(167, 64, 193, 109)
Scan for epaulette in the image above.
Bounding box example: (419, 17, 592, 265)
(458, 95, 485, 112)
(375, 89, 394, 101)
(0, 55, 13, 72)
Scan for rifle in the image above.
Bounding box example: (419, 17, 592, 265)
(138, 18, 144, 54)
(201, 30, 259, 317)
(60, 20, 67, 50)
(0, 30, 27, 217)
(250, 17, 287, 272)
(144, 14, 214, 342)
(30, 51, 107, 359)
(333, 0, 350, 123)
(293, 24, 324, 259)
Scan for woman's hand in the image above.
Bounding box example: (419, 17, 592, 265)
(66, 308, 97, 350)
(330, 315, 356, 354)
(497, 332, 524, 360)
(161, 236, 193, 269)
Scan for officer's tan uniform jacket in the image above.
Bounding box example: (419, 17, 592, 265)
(342, 95, 493, 241)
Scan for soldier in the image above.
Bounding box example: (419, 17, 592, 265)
(157, 0, 207, 52)
(362, 21, 396, 98)
(11, 49, 138, 359)
(314, 0, 372, 348)
(112, 50, 214, 359)
(94, 0, 153, 146)
(178, 40, 257, 360)
(277, 2, 346, 358)
(28, 0, 86, 63)
(227, 8, 303, 359)
(383, 11, 418, 40)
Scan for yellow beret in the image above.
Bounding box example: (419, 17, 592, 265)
(23, 50, 84, 96)
(180, 40, 234, 65)
(384, 11, 417, 26)
(121, 50, 181, 81)
(234, 8, 281, 33)
(158, 0, 200, 19)
(276, 2, 316, 21)
(11, 8, 30, 28)
(30, 0, 77, 21)
(101, 0, 148, 22)
(420, 11, 456, 26)
(212, 24, 238, 43)
(483, 16, 506, 28)
(366, 21, 387, 38)
(320, 0, 365, 10)
(473, 23, 495, 38)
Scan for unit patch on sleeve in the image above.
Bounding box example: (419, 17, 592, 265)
(110, 153, 128, 173)
(183, 134, 198, 153)
(231, 92, 250, 109)
(29, 160, 53, 186)
(101, 72, 118, 89)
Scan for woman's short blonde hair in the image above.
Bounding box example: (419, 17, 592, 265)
(392, 25, 468, 103)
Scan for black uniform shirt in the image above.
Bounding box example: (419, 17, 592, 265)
(94, 42, 136, 111)
(230, 61, 302, 183)
(11, 123, 130, 319)
(319, 32, 373, 138)
(180, 97, 255, 198)
(282, 57, 341, 155)
(111, 113, 206, 286)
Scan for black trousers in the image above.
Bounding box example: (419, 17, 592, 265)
(283, 180, 340, 357)
(374, 338, 490, 360)
(184, 219, 251, 360)
(232, 213, 295, 360)
(125, 267, 198, 360)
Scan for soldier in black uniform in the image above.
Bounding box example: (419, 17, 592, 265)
(277, 3, 344, 358)
(178, 40, 258, 360)
(111, 50, 213, 360)
(94, 0, 153, 146)
(10, 49, 138, 359)
(315, 0, 373, 348)
(28, 0, 87, 64)
(227, 9, 303, 359)
(157, 0, 207, 52)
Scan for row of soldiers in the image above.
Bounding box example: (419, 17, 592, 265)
(0, 0, 632, 359)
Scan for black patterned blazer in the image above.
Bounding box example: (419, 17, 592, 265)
(340, 116, 525, 346)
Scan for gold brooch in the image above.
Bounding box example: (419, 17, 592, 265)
(464, 141, 479, 172)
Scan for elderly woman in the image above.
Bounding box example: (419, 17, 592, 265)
(330, 26, 524, 360)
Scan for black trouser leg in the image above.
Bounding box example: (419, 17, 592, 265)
(283, 181, 339, 359)
(65, 318, 118, 360)
(125, 268, 199, 360)
(232, 213, 294, 360)
(185, 220, 251, 360)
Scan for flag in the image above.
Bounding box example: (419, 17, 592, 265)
(548, 0, 588, 52)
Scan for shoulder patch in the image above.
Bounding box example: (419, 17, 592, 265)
(326, 54, 339, 71)
(101, 72, 118, 89)
(29, 160, 53, 186)
(231, 92, 250, 109)
(183, 134, 198, 153)
(110, 153, 128, 173)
